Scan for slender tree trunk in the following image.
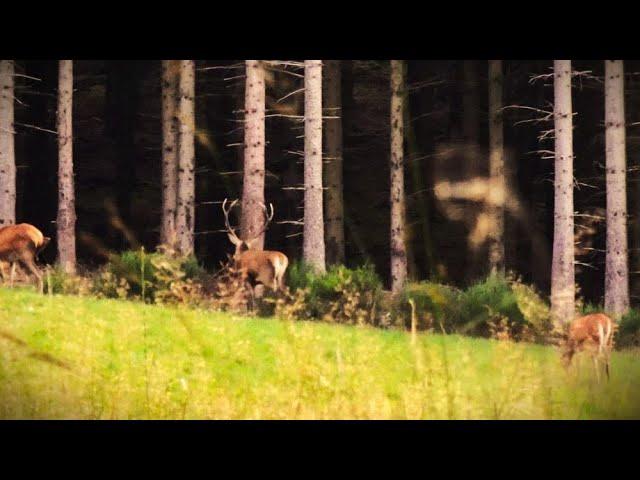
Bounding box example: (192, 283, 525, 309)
(303, 60, 326, 273)
(604, 60, 630, 317)
(160, 60, 179, 248)
(240, 60, 266, 248)
(390, 60, 408, 293)
(550, 60, 575, 326)
(0, 60, 15, 227)
(488, 60, 505, 275)
(175, 60, 196, 256)
(57, 60, 76, 274)
(323, 59, 345, 265)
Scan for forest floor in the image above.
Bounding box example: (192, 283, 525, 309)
(1, 287, 640, 419)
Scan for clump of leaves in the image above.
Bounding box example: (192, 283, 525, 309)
(617, 308, 640, 349)
(99, 248, 206, 305)
(43, 265, 92, 296)
(392, 281, 460, 331)
(285, 261, 383, 325)
(92, 270, 130, 299)
(446, 273, 549, 342)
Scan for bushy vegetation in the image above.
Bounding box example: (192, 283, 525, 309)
(618, 309, 640, 348)
(391, 281, 460, 331)
(285, 261, 383, 324)
(27, 254, 640, 349)
(2, 288, 640, 419)
(394, 274, 553, 342)
(44, 249, 206, 306)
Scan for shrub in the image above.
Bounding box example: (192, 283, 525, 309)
(392, 281, 460, 331)
(286, 259, 317, 293)
(445, 274, 553, 341)
(510, 279, 553, 341)
(617, 308, 640, 349)
(92, 270, 131, 299)
(43, 265, 92, 296)
(99, 249, 205, 304)
(285, 261, 383, 325)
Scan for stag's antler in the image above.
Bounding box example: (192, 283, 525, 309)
(221, 198, 241, 243)
(247, 202, 274, 241)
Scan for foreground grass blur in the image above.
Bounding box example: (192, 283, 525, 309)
(1, 288, 639, 419)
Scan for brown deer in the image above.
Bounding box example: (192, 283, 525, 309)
(0, 223, 51, 293)
(221, 199, 289, 303)
(561, 313, 616, 382)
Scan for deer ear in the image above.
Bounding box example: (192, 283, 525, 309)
(227, 233, 241, 246)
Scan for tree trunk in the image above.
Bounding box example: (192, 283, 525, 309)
(303, 60, 326, 273)
(160, 60, 180, 249)
(0, 60, 15, 227)
(390, 60, 408, 293)
(604, 60, 630, 317)
(488, 60, 505, 275)
(550, 60, 575, 326)
(323, 60, 345, 265)
(176, 60, 196, 256)
(57, 60, 76, 274)
(240, 60, 266, 248)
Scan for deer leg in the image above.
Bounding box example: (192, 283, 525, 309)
(20, 253, 43, 294)
(10, 262, 16, 288)
(593, 355, 600, 383)
(246, 282, 255, 313)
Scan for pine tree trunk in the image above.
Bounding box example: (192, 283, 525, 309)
(604, 60, 630, 317)
(175, 60, 196, 257)
(488, 60, 505, 275)
(0, 60, 15, 227)
(551, 60, 575, 326)
(323, 59, 345, 265)
(57, 60, 76, 274)
(303, 60, 326, 273)
(390, 60, 408, 293)
(161, 60, 179, 248)
(240, 60, 266, 248)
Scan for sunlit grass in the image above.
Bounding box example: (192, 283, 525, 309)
(1, 288, 639, 419)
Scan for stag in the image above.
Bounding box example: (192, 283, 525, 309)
(221, 199, 289, 303)
(0, 223, 51, 293)
(561, 313, 616, 382)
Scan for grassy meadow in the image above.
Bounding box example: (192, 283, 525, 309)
(1, 287, 639, 419)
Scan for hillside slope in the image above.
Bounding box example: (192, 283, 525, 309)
(1, 288, 639, 419)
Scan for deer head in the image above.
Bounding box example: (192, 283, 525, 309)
(221, 198, 274, 256)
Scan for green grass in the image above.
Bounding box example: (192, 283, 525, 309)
(1, 288, 640, 419)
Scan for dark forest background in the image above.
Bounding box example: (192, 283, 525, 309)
(10, 60, 640, 305)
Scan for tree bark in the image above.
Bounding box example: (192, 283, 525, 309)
(488, 60, 505, 275)
(160, 60, 180, 248)
(323, 60, 345, 265)
(176, 60, 196, 256)
(390, 60, 408, 293)
(604, 60, 630, 317)
(550, 60, 575, 326)
(0, 60, 15, 227)
(303, 60, 326, 273)
(240, 60, 266, 248)
(57, 60, 76, 274)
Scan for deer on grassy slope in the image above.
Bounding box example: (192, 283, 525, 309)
(0, 223, 51, 293)
(221, 199, 289, 302)
(562, 313, 616, 382)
